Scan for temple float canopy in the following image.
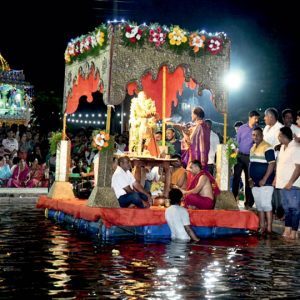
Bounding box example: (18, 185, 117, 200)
(63, 21, 230, 123)
(55, 21, 232, 206)
(0, 53, 34, 126)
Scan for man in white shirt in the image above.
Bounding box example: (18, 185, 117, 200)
(2, 129, 18, 158)
(295, 111, 300, 142)
(205, 119, 220, 176)
(275, 127, 300, 240)
(165, 188, 199, 241)
(282, 108, 300, 140)
(111, 156, 152, 208)
(263, 107, 283, 148)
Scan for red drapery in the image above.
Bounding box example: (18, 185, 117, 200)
(65, 65, 198, 116)
(127, 66, 197, 119)
(65, 66, 103, 114)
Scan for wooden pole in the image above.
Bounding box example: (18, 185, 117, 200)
(223, 112, 227, 144)
(162, 66, 167, 147)
(106, 105, 112, 134)
(62, 113, 67, 140)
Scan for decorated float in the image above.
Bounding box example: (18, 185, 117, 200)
(37, 21, 259, 239)
(0, 53, 33, 126)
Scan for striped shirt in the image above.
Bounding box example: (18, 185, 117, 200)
(249, 140, 275, 186)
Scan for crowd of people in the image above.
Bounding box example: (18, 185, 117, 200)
(110, 107, 300, 241)
(0, 125, 50, 188)
(232, 108, 300, 239)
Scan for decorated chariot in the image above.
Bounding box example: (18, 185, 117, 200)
(0, 53, 33, 127)
(38, 21, 259, 239)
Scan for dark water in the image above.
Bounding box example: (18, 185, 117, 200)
(1, 200, 300, 299)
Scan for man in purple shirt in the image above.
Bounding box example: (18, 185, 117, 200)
(232, 110, 260, 208)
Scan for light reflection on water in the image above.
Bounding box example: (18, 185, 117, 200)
(1, 200, 300, 299)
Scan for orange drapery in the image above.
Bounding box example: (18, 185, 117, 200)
(37, 196, 259, 231)
(127, 66, 197, 119)
(65, 66, 103, 114)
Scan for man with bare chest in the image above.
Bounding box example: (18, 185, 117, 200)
(180, 160, 219, 209)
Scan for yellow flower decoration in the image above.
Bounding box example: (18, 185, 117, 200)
(168, 26, 187, 46)
(96, 30, 105, 46)
(64, 51, 71, 63)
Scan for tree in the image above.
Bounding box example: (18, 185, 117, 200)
(31, 90, 62, 133)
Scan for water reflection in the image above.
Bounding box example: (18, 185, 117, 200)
(45, 233, 71, 295)
(1, 200, 300, 299)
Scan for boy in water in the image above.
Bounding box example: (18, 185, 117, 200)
(165, 188, 200, 242)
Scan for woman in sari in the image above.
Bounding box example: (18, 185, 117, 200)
(7, 158, 30, 188)
(18, 133, 31, 160)
(0, 156, 12, 187)
(26, 158, 45, 188)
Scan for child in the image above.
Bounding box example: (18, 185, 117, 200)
(165, 188, 200, 242)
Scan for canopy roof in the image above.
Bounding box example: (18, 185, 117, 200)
(63, 22, 230, 116)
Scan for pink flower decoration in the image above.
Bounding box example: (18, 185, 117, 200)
(148, 26, 166, 47)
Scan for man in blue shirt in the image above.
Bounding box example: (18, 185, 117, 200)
(232, 110, 260, 208)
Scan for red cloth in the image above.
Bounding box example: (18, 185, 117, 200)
(127, 66, 197, 119)
(185, 194, 214, 209)
(65, 66, 103, 114)
(37, 196, 259, 230)
(146, 133, 160, 157)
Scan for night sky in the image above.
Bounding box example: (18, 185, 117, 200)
(1, 0, 299, 124)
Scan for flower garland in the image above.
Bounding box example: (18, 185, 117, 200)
(226, 138, 238, 168)
(129, 91, 157, 122)
(92, 130, 113, 152)
(64, 26, 107, 64)
(65, 22, 228, 64)
(129, 92, 157, 153)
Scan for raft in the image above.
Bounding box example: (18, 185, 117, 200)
(37, 196, 259, 240)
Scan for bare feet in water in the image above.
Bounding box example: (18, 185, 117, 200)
(282, 227, 291, 238)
